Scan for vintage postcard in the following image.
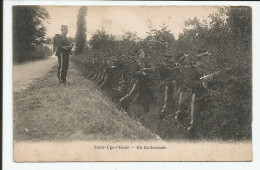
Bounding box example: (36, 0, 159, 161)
(12, 5, 252, 162)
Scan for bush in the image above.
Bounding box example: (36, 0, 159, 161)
(29, 45, 53, 61)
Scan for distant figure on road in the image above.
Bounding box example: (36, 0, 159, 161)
(53, 25, 74, 84)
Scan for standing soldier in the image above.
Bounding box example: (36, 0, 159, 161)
(158, 52, 178, 120)
(112, 55, 128, 101)
(53, 25, 74, 84)
(174, 53, 190, 120)
(119, 49, 154, 116)
(177, 50, 211, 139)
(100, 57, 117, 88)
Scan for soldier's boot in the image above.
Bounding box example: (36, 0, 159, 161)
(64, 70, 67, 84)
(97, 72, 105, 85)
(159, 91, 166, 117)
(120, 80, 137, 111)
(92, 72, 98, 81)
(175, 91, 183, 120)
(174, 110, 180, 120)
(93, 71, 99, 81)
(97, 72, 103, 83)
(187, 125, 195, 140)
(60, 70, 67, 85)
(119, 97, 129, 112)
(58, 67, 61, 84)
(159, 110, 167, 120)
(160, 85, 168, 120)
(97, 71, 103, 82)
(94, 73, 99, 82)
(100, 74, 108, 89)
(95, 71, 103, 82)
(187, 93, 196, 135)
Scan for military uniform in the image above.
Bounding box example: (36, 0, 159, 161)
(54, 25, 72, 84)
(111, 55, 128, 101)
(158, 60, 177, 120)
(120, 54, 154, 114)
(157, 47, 181, 120)
(177, 52, 209, 139)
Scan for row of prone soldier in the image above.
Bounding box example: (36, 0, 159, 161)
(84, 49, 213, 137)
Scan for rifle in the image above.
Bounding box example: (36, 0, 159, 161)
(138, 67, 155, 75)
(61, 42, 75, 51)
(156, 80, 165, 90)
(142, 67, 155, 72)
(200, 68, 230, 80)
(69, 43, 75, 55)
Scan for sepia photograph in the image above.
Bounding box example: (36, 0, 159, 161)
(11, 5, 252, 162)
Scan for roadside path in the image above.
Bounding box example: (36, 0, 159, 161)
(13, 55, 57, 93)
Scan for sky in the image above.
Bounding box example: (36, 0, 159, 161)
(43, 6, 219, 40)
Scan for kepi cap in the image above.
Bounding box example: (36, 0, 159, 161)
(61, 25, 68, 29)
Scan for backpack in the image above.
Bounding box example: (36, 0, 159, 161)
(53, 34, 61, 55)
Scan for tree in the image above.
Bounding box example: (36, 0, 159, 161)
(89, 29, 111, 50)
(144, 25, 176, 63)
(13, 6, 49, 62)
(75, 6, 87, 54)
(226, 6, 252, 50)
(89, 29, 115, 54)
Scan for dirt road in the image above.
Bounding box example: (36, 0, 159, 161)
(13, 55, 57, 93)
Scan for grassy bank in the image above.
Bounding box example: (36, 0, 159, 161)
(13, 61, 158, 141)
